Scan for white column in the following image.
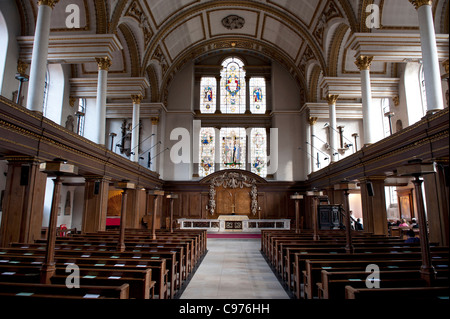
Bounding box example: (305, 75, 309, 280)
(305, 117, 312, 177)
(150, 117, 159, 171)
(326, 95, 339, 162)
(309, 117, 318, 172)
(94, 57, 111, 146)
(130, 94, 142, 162)
(410, 0, 444, 113)
(355, 55, 375, 146)
(26, 0, 59, 112)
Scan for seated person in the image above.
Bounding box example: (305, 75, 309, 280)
(355, 218, 363, 230)
(404, 229, 420, 244)
(410, 218, 419, 228)
(399, 218, 409, 227)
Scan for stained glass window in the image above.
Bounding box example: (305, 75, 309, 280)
(220, 127, 246, 170)
(249, 77, 266, 114)
(220, 57, 246, 114)
(199, 77, 216, 113)
(199, 127, 215, 177)
(250, 128, 267, 177)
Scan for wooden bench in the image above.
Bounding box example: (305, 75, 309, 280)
(284, 244, 432, 294)
(319, 269, 449, 299)
(293, 249, 449, 299)
(345, 285, 450, 299)
(0, 254, 169, 299)
(0, 264, 155, 299)
(13, 241, 188, 289)
(303, 258, 449, 299)
(61, 234, 195, 276)
(0, 246, 178, 299)
(280, 240, 418, 288)
(0, 282, 129, 299)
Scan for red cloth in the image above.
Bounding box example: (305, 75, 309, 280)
(106, 217, 120, 226)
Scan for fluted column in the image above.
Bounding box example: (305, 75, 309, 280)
(95, 57, 112, 146)
(130, 94, 142, 162)
(26, 0, 59, 112)
(409, 0, 444, 113)
(308, 117, 318, 172)
(150, 117, 159, 171)
(326, 94, 339, 162)
(355, 55, 375, 146)
(304, 117, 312, 176)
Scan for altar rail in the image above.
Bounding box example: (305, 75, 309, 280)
(177, 218, 291, 232)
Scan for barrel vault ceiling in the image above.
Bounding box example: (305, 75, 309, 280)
(16, 0, 449, 105)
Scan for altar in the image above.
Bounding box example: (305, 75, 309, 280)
(218, 215, 248, 231)
(178, 216, 290, 232)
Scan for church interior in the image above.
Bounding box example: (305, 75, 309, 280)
(0, 0, 448, 305)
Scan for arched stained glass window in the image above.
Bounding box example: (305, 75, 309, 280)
(250, 128, 267, 177)
(200, 77, 216, 113)
(249, 77, 266, 114)
(220, 57, 246, 114)
(199, 127, 215, 177)
(220, 127, 246, 170)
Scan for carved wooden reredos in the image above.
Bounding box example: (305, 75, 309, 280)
(200, 170, 267, 217)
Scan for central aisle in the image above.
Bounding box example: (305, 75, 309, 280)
(180, 238, 290, 299)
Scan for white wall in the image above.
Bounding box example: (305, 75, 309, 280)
(0, 2, 25, 103)
(162, 62, 195, 180)
(45, 64, 65, 125)
(83, 98, 99, 143)
(272, 112, 303, 181)
(400, 62, 426, 126)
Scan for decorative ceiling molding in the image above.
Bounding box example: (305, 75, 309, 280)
(347, 32, 450, 62)
(159, 36, 308, 106)
(69, 77, 150, 98)
(221, 14, 245, 30)
(139, 1, 328, 78)
(118, 23, 140, 77)
(320, 76, 400, 98)
(301, 102, 363, 119)
(17, 34, 123, 63)
(106, 102, 163, 119)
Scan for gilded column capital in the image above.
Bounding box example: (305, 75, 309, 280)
(131, 94, 143, 104)
(37, 0, 59, 9)
(355, 55, 374, 71)
(17, 60, 29, 75)
(95, 57, 112, 71)
(326, 94, 339, 105)
(151, 117, 159, 125)
(69, 96, 77, 108)
(443, 60, 449, 74)
(409, 0, 433, 10)
(308, 116, 318, 126)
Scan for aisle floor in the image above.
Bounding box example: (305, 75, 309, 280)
(180, 238, 290, 299)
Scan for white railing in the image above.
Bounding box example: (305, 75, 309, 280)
(177, 218, 290, 232)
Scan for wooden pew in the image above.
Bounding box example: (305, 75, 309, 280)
(0, 254, 169, 299)
(293, 249, 449, 299)
(61, 234, 195, 276)
(279, 239, 415, 286)
(303, 258, 449, 299)
(319, 269, 449, 299)
(13, 241, 188, 290)
(283, 244, 430, 293)
(0, 246, 178, 299)
(345, 285, 450, 299)
(0, 282, 129, 299)
(0, 264, 154, 299)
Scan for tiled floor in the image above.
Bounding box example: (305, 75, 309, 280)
(180, 238, 290, 299)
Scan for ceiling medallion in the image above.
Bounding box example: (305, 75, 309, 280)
(222, 15, 245, 30)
